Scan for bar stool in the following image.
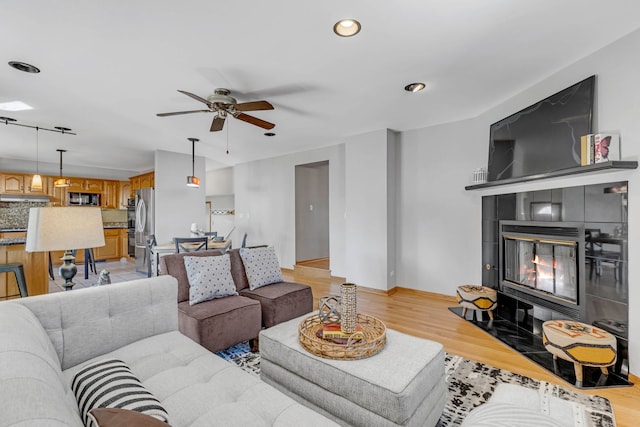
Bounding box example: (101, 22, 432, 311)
(0, 263, 28, 298)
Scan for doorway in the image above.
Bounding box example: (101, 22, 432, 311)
(295, 161, 329, 270)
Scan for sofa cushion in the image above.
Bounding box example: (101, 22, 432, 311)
(240, 282, 313, 328)
(160, 249, 223, 303)
(16, 276, 179, 370)
(239, 246, 283, 290)
(72, 358, 169, 427)
(89, 408, 169, 427)
(184, 254, 238, 305)
(0, 302, 82, 426)
(177, 295, 262, 353)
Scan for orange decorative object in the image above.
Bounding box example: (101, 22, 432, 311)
(542, 319, 617, 387)
(456, 285, 497, 320)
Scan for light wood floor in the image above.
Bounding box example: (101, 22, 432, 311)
(284, 269, 639, 427)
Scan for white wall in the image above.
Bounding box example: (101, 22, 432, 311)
(206, 167, 233, 196)
(344, 130, 396, 290)
(154, 149, 207, 243)
(234, 145, 345, 275)
(395, 118, 485, 294)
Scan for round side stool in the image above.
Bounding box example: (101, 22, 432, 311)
(456, 285, 497, 321)
(542, 320, 617, 387)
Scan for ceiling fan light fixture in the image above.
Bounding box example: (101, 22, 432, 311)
(8, 61, 40, 73)
(333, 19, 361, 37)
(187, 138, 200, 188)
(404, 82, 426, 93)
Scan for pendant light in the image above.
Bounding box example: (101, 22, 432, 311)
(186, 138, 200, 188)
(54, 149, 70, 188)
(31, 127, 43, 191)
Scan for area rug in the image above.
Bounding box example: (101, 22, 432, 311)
(216, 343, 616, 426)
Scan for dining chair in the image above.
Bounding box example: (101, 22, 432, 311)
(204, 231, 217, 238)
(174, 237, 208, 253)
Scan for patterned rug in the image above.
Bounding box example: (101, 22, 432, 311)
(216, 343, 616, 426)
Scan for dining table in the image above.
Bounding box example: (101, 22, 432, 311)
(150, 238, 232, 276)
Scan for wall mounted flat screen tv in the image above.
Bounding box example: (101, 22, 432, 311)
(487, 75, 595, 182)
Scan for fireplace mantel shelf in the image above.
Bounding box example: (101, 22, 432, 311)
(465, 161, 638, 190)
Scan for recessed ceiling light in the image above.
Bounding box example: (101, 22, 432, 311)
(0, 101, 33, 111)
(333, 19, 361, 37)
(264, 132, 276, 137)
(8, 61, 40, 73)
(404, 82, 426, 93)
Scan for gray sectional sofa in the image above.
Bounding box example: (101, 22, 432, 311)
(0, 276, 336, 426)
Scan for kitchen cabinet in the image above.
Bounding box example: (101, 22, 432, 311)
(129, 172, 154, 197)
(47, 177, 66, 206)
(94, 228, 120, 260)
(67, 178, 103, 193)
(119, 181, 131, 207)
(102, 181, 118, 209)
(0, 240, 48, 299)
(119, 229, 128, 259)
(0, 173, 49, 196)
(51, 228, 124, 265)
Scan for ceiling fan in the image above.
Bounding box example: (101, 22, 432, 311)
(157, 88, 275, 132)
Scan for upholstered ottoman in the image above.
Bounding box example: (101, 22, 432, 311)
(259, 315, 446, 427)
(456, 285, 497, 320)
(542, 320, 617, 387)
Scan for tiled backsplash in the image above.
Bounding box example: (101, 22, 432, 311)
(0, 203, 127, 229)
(0, 202, 47, 229)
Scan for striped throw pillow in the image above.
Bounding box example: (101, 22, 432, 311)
(71, 358, 169, 427)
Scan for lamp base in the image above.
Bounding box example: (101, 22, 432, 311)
(59, 250, 77, 291)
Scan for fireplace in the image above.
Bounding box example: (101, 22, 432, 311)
(499, 221, 585, 320)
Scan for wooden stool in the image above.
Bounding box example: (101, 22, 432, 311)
(0, 263, 28, 298)
(542, 320, 617, 387)
(456, 285, 497, 320)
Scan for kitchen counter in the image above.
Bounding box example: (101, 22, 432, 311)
(0, 237, 26, 246)
(103, 222, 127, 229)
(0, 228, 27, 232)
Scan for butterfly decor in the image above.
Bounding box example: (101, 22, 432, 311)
(599, 136, 612, 160)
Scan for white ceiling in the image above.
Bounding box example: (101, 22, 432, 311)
(2, 0, 640, 177)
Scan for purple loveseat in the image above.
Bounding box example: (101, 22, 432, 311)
(159, 248, 313, 352)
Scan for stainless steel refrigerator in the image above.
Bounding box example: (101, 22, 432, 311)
(134, 187, 154, 274)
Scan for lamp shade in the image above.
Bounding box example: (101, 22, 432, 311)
(26, 207, 105, 252)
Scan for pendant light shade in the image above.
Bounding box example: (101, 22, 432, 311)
(187, 138, 200, 188)
(54, 149, 70, 188)
(31, 127, 43, 191)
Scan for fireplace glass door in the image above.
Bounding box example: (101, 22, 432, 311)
(503, 237, 578, 303)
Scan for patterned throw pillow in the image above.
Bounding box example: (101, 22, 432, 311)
(71, 358, 169, 427)
(184, 254, 238, 305)
(239, 246, 283, 290)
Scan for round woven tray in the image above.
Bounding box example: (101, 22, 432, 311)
(298, 313, 387, 360)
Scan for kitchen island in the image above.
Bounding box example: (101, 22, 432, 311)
(0, 236, 48, 299)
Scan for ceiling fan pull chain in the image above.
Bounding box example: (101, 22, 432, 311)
(226, 121, 230, 155)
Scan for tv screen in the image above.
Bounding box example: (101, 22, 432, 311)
(487, 75, 595, 182)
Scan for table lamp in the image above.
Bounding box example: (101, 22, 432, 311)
(26, 207, 105, 291)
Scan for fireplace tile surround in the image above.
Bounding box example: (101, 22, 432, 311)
(480, 181, 630, 388)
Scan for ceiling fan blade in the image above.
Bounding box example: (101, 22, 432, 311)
(157, 109, 210, 117)
(177, 90, 212, 106)
(234, 100, 274, 112)
(235, 113, 275, 130)
(210, 115, 226, 132)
